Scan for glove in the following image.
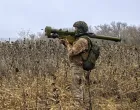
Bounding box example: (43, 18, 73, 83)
(50, 33, 59, 38)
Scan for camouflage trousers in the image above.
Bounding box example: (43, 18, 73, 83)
(70, 63, 91, 109)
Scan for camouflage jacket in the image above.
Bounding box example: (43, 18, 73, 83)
(66, 36, 89, 66)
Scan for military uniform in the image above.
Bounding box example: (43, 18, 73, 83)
(64, 21, 92, 109)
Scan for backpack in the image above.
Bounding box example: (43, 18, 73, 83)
(80, 36, 100, 71)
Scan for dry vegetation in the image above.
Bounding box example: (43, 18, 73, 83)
(0, 22, 140, 110)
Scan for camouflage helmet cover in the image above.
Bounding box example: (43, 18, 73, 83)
(73, 21, 88, 34)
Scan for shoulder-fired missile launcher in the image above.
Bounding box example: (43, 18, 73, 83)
(45, 26, 121, 44)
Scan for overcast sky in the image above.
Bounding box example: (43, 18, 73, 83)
(0, 0, 139, 40)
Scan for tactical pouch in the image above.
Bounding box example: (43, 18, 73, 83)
(81, 37, 100, 71)
(82, 48, 97, 71)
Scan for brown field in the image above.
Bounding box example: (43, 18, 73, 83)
(0, 39, 139, 110)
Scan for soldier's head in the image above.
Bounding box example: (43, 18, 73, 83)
(73, 21, 88, 35)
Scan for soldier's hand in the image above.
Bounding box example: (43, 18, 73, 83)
(60, 39, 65, 45)
(64, 39, 69, 46)
(60, 39, 69, 47)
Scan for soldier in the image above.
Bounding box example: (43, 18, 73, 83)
(62, 21, 100, 109)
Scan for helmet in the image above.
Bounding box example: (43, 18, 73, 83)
(73, 21, 88, 35)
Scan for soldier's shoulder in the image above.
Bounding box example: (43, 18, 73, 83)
(78, 36, 89, 43)
(76, 38, 87, 44)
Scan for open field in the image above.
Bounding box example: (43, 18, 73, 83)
(0, 39, 140, 110)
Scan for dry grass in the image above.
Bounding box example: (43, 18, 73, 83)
(0, 39, 140, 110)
